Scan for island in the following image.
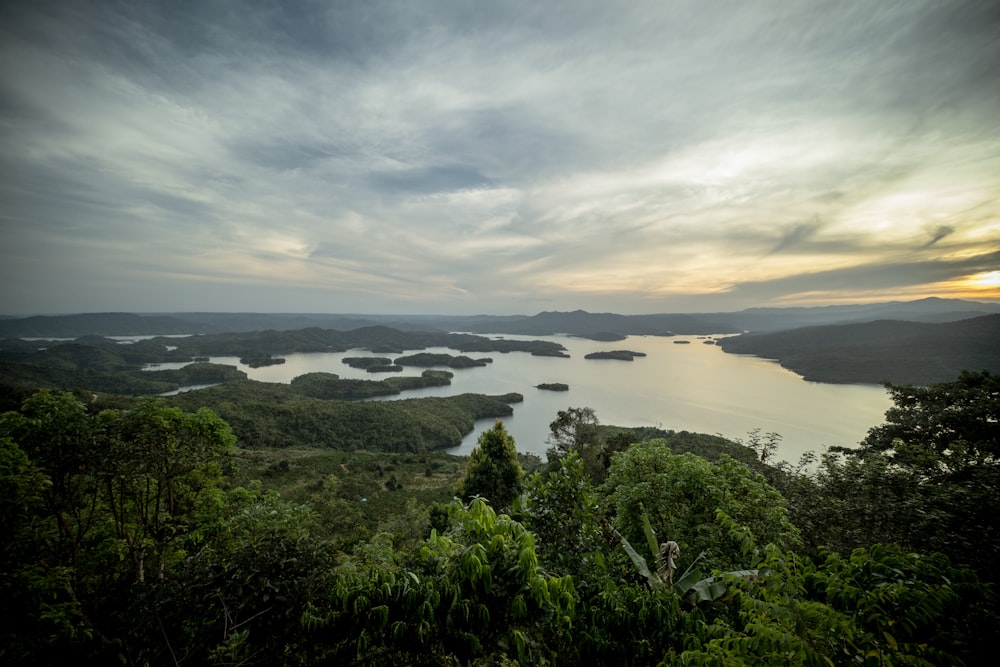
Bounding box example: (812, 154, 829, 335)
(240, 354, 286, 368)
(576, 331, 627, 342)
(394, 353, 492, 369)
(584, 350, 647, 361)
(342, 356, 393, 369)
(367, 365, 403, 373)
(535, 383, 569, 391)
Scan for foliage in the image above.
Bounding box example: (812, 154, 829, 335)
(230, 448, 466, 547)
(0, 390, 236, 664)
(546, 406, 600, 457)
(394, 352, 491, 368)
(289, 369, 454, 400)
(135, 486, 335, 666)
(1, 436, 86, 664)
(457, 420, 524, 510)
(859, 370, 999, 470)
(715, 315, 1000, 384)
(514, 452, 607, 584)
(4, 373, 1000, 666)
(302, 498, 575, 665)
(168, 379, 519, 451)
(583, 350, 646, 360)
(0, 358, 245, 396)
(771, 372, 1000, 588)
(599, 425, 761, 467)
(95, 400, 235, 583)
(601, 441, 800, 573)
(681, 512, 993, 666)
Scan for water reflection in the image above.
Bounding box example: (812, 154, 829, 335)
(159, 335, 891, 463)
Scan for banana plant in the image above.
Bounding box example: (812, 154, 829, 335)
(612, 504, 755, 605)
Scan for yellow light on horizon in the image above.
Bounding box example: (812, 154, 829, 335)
(965, 271, 1000, 290)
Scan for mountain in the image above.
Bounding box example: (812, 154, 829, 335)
(444, 309, 739, 338)
(716, 313, 1000, 385)
(2, 298, 997, 339)
(697, 297, 1000, 333)
(0, 313, 210, 338)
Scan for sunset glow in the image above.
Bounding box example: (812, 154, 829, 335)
(2, 1, 998, 315)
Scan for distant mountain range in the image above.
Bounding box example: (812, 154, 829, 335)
(1, 298, 998, 386)
(717, 313, 1000, 385)
(3, 297, 998, 339)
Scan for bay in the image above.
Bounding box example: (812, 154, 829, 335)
(168, 334, 892, 463)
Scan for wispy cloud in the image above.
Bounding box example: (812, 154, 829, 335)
(1, 0, 998, 314)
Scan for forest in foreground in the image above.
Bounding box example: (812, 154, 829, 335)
(1, 367, 999, 666)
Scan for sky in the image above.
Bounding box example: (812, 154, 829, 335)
(1, 0, 999, 316)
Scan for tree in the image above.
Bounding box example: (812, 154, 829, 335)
(601, 441, 799, 573)
(303, 498, 575, 665)
(135, 486, 334, 667)
(681, 512, 993, 667)
(456, 420, 524, 510)
(859, 370, 999, 471)
(546, 406, 600, 458)
(816, 370, 1000, 583)
(96, 399, 235, 584)
(514, 452, 606, 583)
(0, 436, 84, 664)
(0, 391, 236, 664)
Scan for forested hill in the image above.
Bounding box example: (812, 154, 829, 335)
(0, 312, 205, 337)
(451, 310, 741, 337)
(3, 297, 998, 338)
(717, 313, 1000, 385)
(448, 298, 1000, 337)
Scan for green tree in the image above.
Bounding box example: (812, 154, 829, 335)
(0, 391, 236, 664)
(457, 420, 524, 510)
(859, 370, 999, 470)
(303, 498, 575, 665)
(601, 441, 799, 573)
(514, 452, 607, 583)
(546, 406, 600, 458)
(135, 486, 334, 666)
(0, 436, 85, 664)
(681, 512, 993, 666)
(812, 371, 1000, 579)
(97, 399, 235, 584)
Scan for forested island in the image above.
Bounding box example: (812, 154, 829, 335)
(584, 349, 647, 360)
(1, 307, 999, 665)
(0, 326, 566, 403)
(4, 299, 998, 384)
(535, 382, 569, 391)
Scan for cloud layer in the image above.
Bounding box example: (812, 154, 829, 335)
(2, 0, 999, 314)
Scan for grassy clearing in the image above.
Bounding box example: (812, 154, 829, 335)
(230, 448, 468, 548)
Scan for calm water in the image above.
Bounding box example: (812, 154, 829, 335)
(155, 334, 892, 463)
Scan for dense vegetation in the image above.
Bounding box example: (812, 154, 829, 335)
(717, 314, 1000, 384)
(6, 305, 998, 386)
(394, 353, 493, 368)
(2, 369, 998, 665)
(165, 379, 521, 451)
(583, 350, 647, 361)
(5, 299, 998, 339)
(0, 326, 567, 376)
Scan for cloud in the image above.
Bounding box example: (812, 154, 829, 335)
(925, 226, 955, 247)
(1, 0, 999, 314)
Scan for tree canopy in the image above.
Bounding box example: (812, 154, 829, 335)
(1, 375, 998, 666)
(457, 420, 524, 510)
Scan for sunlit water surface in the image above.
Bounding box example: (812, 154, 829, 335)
(153, 334, 892, 464)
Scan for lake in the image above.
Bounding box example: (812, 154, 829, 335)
(153, 333, 892, 463)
